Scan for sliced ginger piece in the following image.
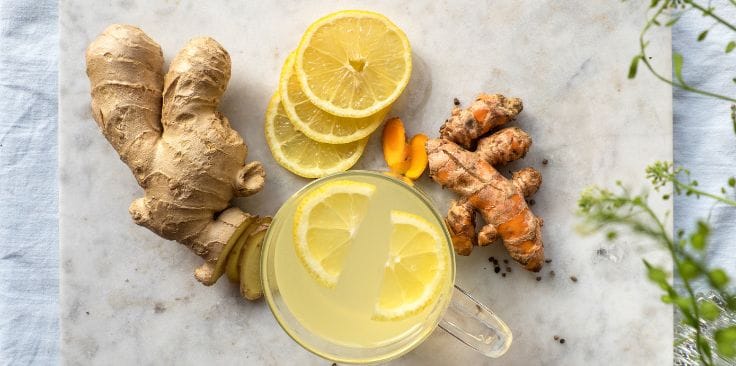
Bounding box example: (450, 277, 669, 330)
(208, 214, 256, 283)
(225, 216, 266, 283)
(225, 230, 250, 283)
(239, 219, 271, 300)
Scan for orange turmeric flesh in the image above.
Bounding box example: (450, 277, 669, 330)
(382, 117, 409, 174)
(382, 118, 429, 180)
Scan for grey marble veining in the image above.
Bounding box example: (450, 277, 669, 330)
(60, 1, 673, 364)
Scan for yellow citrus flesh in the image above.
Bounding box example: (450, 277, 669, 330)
(373, 210, 448, 320)
(264, 93, 368, 178)
(280, 52, 389, 144)
(293, 180, 376, 287)
(296, 10, 412, 118)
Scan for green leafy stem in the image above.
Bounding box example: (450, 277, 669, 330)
(627, 0, 736, 129)
(578, 162, 736, 364)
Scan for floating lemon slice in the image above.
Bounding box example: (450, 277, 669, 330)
(264, 93, 368, 178)
(296, 10, 412, 118)
(280, 52, 389, 144)
(293, 180, 376, 287)
(373, 210, 448, 320)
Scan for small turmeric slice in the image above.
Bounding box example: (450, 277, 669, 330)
(382, 117, 410, 174)
(405, 134, 428, 180)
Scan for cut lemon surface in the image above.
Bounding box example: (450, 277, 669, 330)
(293, 180, 376, 287)
(374, 210, 448, 320)
(280, 52, 389, 144)
(296, 10, 412, 118)
(264, 93, 368, 178)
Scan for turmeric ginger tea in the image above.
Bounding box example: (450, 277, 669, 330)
(262, 171, 455, 363)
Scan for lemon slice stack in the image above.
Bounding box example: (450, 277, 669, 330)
(266, 10, 412, 178)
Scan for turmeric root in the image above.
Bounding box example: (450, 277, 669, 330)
(85, 24, 268, 292)
(440, 94, 523, 149)
(427, 94, 544, 271)
(381, 117, 429, 180)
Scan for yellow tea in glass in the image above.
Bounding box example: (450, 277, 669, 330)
(262, 171, 511, 364)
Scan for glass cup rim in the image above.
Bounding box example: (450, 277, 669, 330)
(260, 170, 457, 364)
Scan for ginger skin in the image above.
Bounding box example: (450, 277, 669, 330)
(86, 25, 267, 287)
(427, 94, 544, 271)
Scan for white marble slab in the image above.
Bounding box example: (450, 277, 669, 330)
(60, 1, 673, 364)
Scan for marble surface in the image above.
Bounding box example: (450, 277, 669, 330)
(59, 1, 673, 364)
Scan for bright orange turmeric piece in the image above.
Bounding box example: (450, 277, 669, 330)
(405, 134, 428, 180)
(382, 117, 410, 174)
(427, 94, 544, 272)
(382, 118, 429, 180)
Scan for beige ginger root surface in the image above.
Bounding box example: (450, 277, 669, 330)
(86, 24, 267, 288)
(427, 94, 544, 271)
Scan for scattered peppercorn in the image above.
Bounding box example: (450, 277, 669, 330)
(542, 159, 549, 165)
(502, 273, 507, 277)
(545, 259, 552, 264)
(453, 97, 460, 106)
(570, 276, 578, 283)
(503, 259, 509, 264)
(528, 199, 536, 206)
(489, 256, 495, 262)
(553, 335, 560, 341)
(535, 276, 542, 281)
(549, 270, 556, 277)
(560, 338, 566, 344)
(494, 267, 501, 273)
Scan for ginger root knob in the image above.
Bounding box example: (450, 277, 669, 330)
(86, 24, 269, 296)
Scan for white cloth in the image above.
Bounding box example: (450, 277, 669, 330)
(0, 0, 59, 364)
(0, 0, 733, 364)
(672, 2, 736, 287)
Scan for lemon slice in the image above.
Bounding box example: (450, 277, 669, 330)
(373, 210, 448, 320)
(293, 180, 376, 287)
(264, 93, 368, 178)
(280, 52, 389, 144)
(295, 10, 412, 118)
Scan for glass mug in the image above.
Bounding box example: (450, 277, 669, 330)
(261, 170, 512, 364)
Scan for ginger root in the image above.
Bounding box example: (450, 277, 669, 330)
(427, 94, 544, 271)
(382, 117, 429, 180)
(85, 24, 268, 292)
(240, 219, 270, 300)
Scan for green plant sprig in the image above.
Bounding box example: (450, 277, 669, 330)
(578, 163, 736, 365)
(627, 0, 736, 111)
(586, 1, 736, 364)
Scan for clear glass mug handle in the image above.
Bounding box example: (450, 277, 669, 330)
(438, 286, 513, 358)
